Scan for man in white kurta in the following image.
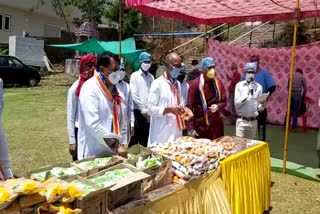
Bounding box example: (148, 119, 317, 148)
(147, 53, 185, 147)
(77, 53, 126, 159)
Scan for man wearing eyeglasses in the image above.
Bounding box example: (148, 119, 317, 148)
(187, 57, 227, 140)
(146, 52, 185, 146)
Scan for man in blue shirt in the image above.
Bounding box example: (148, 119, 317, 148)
(241, 55, 276, 141)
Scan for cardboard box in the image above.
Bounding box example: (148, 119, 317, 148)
(87, 163, 150, 211)
(140, 155, 172, 193)
(127, 145, 152, 166)
(28, 163, 87, 182)
(72, 177, 112, 214)
(127, 145, 172, 193)
(71, 155, 124, 176)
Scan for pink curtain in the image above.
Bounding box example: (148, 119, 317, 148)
(209, 39, 320, 128)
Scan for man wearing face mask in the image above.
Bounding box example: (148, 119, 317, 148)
(240, 55, 276, 141)
(67, 54, 96, 161)
(146, 53, 185, 146)
(77, 52, 127, 159)
(177, 63, 189, 107)
(187, 57, 227, 140)
(117, 59, 135, 145)
(129, 52, 154, 147)
(234, 63, 263, 139)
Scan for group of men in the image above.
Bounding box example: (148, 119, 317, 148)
(67, 51, 233, 160)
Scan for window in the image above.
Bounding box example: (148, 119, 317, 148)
(9, 58, 23, 68)
(44, 24, 61, 38)
(4, 16, 10, 31)
(0, 14, 10, 31)
(0, 15, 2, 30)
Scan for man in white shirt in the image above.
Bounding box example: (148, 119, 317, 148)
(77, 52, 127, 159)
(129, 52, 154, 147)
(234, 62, 264, 139)
(146, 53, 185, 147)
(0, 78, 13, 180)
(177, 63, 189, 107)
(117, 66, 135, 145)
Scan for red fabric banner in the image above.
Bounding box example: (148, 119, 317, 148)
(126, 0, 320, 25)
(208, 39, 320, 128)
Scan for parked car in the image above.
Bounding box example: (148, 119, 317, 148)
(0, 55, 41, 87)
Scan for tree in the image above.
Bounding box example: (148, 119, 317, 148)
(52, 0, 74, 42)
(104, 0, 143, 39)
(64, 0, 107, 24)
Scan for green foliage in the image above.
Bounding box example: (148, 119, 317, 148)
(0, 49, 8, 55)
(64, 0, 107, 24)
(104, 0, 143, 39)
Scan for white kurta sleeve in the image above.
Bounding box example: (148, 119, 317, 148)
(146, 80, 166, 117)
(66, 82, 77, 145)
(79, 90, 120, 142)
(234, 83, 245, 111)
(128, 89, 135, 128)
(130, 74, 145, 112)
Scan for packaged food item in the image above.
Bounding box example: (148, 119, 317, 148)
(18, 193, 46, 208)
(41, 178, 73, 203)
(0, 187, 18, 210)
(50, 167, 81, 178)
(136, 156, 163, 170)
(88, 168, 134, 187)
(71, 180, 95, 196)
(57, 205, 81, 214)
(34, 203, 60, 214)
(30, 170, 49, 182)
(5, 178, 45, 195)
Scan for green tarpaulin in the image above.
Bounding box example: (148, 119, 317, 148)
(50, 38, 144, 70)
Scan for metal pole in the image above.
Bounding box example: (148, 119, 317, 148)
(283, 0, 300, 174)
(203, 25, 208, 54)
(119, 0, 123, 58)
(249, 22, 253, 47)
(272, 22, 276, 43)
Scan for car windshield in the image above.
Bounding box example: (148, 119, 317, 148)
(9, 58, 23, 68)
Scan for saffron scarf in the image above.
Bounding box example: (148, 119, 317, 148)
(94, 70, 121, 135)
(163, 72, 186, 131)
(199, 73, 222, 126)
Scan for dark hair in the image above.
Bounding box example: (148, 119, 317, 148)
(97, 51, 119, 69)
(191, 60, 199, 66)
(250, 55, 260, 62)
(296, 68, 303, 74)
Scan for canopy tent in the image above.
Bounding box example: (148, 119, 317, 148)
(126, 0, 320, 25)
(51, 38, 144, 70)
(125, 0, 320, 173)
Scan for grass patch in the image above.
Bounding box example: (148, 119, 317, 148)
(2, 73, 320, 213)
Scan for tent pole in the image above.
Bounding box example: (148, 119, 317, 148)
(203, 25, 208, 54)
(283, 0, 300, 174)
(119, 0, 123, 58)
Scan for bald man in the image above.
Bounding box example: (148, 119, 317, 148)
(146, 53, 185, 146)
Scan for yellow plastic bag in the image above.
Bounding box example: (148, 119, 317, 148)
(5, 178, 45, 195)
(0, 187, 18, 210)
(60, 183, 83, 204)
(0, 200, 20, 214)
(18, 193, 46, 208)
(34, 202, 60, 214)
(57, 204, 81, 214)
(42, 178, 83, 204)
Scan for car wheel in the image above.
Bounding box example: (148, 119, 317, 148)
(28, 77, 38, 87)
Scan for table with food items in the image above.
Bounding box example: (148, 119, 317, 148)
(0, 136, 270, 214)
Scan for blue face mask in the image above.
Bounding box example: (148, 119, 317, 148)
(170, 66, 181, 79)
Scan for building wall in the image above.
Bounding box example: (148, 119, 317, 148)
(0, 4, 70, 44)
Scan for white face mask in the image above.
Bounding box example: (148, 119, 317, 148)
(109, 70, 121, 85)
(245, 73, 255, 83)
(119, 70, 126, 80)
(192, 65, 198, 70)
(141, 62, 151, 71)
